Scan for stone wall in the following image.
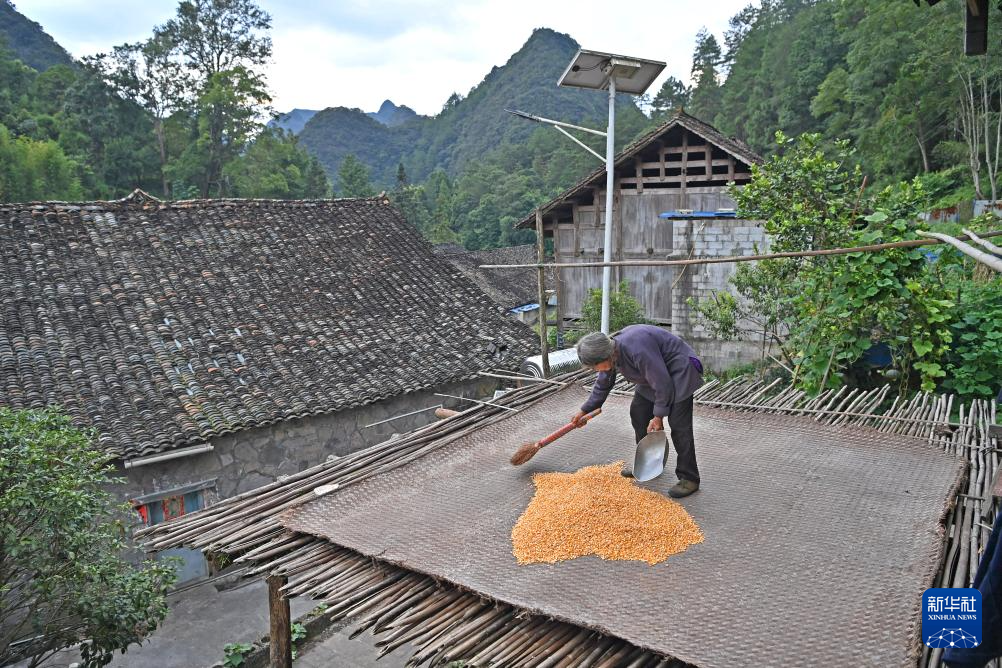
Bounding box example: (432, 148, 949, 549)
(669, 218, 770, 371)
(119, 375, 501, 503)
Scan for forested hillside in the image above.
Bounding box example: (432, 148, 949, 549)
(674, 0, 985, 198)
(0, 0, 329, 203)
(0, 1, 73, 71)
(300, 28, 649, 189)
(323, 1, 999, 250)
(2, 0, 999, 250)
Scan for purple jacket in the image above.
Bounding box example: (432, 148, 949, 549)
(580, 325, 704, 418)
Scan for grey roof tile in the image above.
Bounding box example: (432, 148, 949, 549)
(0, 193, 536, 459)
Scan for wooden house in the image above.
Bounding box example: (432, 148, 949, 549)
(516, 111, 768, 368)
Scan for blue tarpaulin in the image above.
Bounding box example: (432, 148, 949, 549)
(659, 211, 738, 219)
(509, 303, 539, 314)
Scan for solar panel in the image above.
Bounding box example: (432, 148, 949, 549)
(558, 49, 665, 94)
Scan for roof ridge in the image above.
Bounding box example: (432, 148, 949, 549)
(0, 195, 393, 210)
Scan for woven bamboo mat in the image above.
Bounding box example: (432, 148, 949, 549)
(282, 387, 964, 667)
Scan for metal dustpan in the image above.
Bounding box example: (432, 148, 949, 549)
(633, 431, 668, 482)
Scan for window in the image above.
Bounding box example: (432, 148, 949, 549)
(130, 480, 215, 527)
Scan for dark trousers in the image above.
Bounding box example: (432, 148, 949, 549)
(630, 393, 699, 484)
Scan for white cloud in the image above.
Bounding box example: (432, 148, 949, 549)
(19, 0, 755, 115)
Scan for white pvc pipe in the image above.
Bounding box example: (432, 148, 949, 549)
(600, 77, 616, 334)
(918, 231, 1002, 272)
(123, 443, 214, 469)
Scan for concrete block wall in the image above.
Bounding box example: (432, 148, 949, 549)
(690, 338, 775, 373)
(670, 219, 769, 370)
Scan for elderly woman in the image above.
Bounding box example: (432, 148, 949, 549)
(573, 324, 704, 498)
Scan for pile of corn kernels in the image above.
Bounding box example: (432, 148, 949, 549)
(512, 462, 704, 565)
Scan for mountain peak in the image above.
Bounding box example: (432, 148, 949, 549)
(368, 100, 419, 127)
(268, 108, 319, 135)
(297, 27, 645, 189)
(519, 28, 580, 55)
(0, 1, 75, 71)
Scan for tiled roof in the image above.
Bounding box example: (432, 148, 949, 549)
(434, 244, 554, 310)
(0, 192, 537, 459)
(515, 109, 764, 229)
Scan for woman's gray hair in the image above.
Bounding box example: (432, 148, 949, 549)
(576, 332, 615, 367)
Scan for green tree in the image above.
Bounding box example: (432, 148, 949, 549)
(942, 278, 1002, 399)
(691, 132, 860, 372)
(389, 183, 432, 231)
(721, 3, 758, 71)
(99, 29, 192, 198)
(0, 37, 35, 129)
(650, 76, 689, 119)
(0, 408, 175, 667)
(560, 281, 647, 345)
(163, 0, 272, 197)
(0, 124, 82, 201)
(690, 130, 995, 398)
(688, 28, 723, 122)
(788, 194, 955, 394)
(426, 169, 458, 243)
(165, 0, 272, 86)
(224, 127, 329, 198)
(737, 131, 859, 253)
(717, 1, 846, 153)
(337, 153, 375, 198)
(57, 60, 161, 198)
(172, 66, 269, 197)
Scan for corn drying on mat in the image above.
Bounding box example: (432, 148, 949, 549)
(511, 462, 704, 565)
(282, 387, 964, 667)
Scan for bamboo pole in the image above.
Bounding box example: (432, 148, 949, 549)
(479, 229, 1002, 269)
(536, 208, 551, 377)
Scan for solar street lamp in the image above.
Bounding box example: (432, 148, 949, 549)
(560, 50, 664, 333)
(509, 50, 664, 334)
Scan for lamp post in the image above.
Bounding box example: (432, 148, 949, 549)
(506, 50, 663, 333)
(556, 51, 664, 333)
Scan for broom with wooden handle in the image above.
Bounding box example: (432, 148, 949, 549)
(510, 409, 602, 465)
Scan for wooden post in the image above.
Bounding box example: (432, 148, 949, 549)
(267, 575, 292, 668)
(535, 208, 551, 377)
(553, 218, 565, 343)
(680, 131, 689, 205)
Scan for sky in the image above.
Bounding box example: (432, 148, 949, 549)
(19, 0, 754, 116)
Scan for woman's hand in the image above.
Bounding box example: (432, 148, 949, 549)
(647, 416, 664, 433)
(571, 410, 589, 427)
